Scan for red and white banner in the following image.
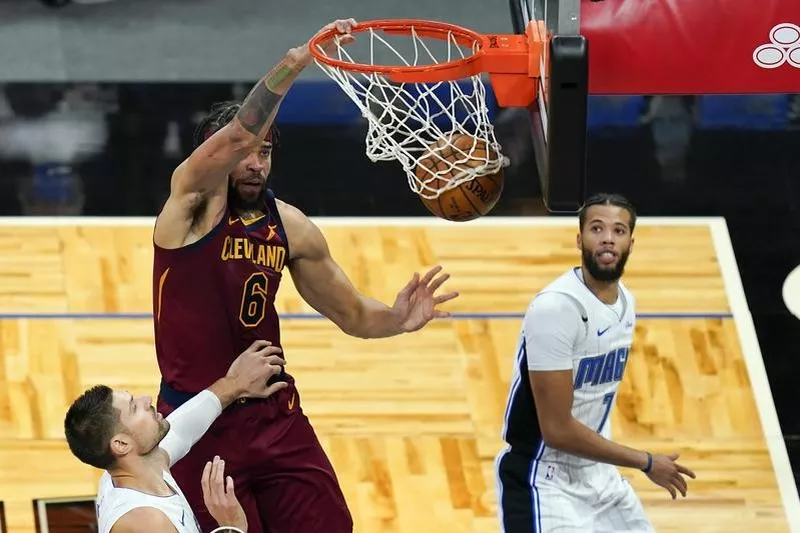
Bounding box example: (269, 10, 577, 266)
(580, 0, 800, 94)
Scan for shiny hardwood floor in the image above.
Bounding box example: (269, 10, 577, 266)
(0, 219, 793, 533)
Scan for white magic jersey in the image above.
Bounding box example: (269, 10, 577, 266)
(501, 267, 636, 469)
(95, 469, 201, 533)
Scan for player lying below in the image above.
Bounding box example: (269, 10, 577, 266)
(64, 340, 284, 533)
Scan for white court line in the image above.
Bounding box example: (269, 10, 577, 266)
(710, 218, 800, 532)
(0, 215, 724, 228)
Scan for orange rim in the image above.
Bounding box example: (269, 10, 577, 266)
(308, 19, 488, 81)
(309, 18, 542, 107)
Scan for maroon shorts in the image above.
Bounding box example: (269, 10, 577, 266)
(157, 382, 352, 533)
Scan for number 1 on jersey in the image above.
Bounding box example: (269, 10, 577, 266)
(597, 392, 615, 433)
(240, 272, 271, 327)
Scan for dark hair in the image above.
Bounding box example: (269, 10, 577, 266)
(578, 193, 637, 232)
(64, 385, 120, 470)
(193, 100, 279, 150)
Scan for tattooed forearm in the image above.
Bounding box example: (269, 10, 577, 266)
(265, 64, 295, 92)
(235, 54, 306, 137)
(236, 81, 283, 136)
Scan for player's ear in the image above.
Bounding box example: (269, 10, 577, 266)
(576, 232, 582, 251)
(110, 433, 131, 458)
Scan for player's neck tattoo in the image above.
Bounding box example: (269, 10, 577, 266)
(238, 209, 264, 221)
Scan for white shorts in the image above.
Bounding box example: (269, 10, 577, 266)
(495, 447, 655, 533)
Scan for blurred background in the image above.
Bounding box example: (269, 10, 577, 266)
(1, 0, 799, 531)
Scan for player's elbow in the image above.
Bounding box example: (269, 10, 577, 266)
(226, 119, 262, 148)
(198, 119, 260, 158)
(539, 418, 574, 450)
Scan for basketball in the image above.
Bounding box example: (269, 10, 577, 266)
(414, 133, 504, 222)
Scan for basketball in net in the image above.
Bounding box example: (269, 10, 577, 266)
(308, 19, 526, 221)
(415, 133, 504, 221)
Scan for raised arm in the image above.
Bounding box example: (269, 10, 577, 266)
(280, 202, 458, 338)
(154, 19, 357, 249)
(525, 293, 695, 498)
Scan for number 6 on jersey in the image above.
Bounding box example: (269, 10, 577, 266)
(240, 272, 271, 327)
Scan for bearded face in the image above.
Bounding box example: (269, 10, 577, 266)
(228, 141, 273, 212)
(577, 205, 634, 283)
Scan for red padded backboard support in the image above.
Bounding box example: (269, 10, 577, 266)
(581, 0, 800, 94)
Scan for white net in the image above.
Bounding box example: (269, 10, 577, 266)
(312, 24, 508, 199)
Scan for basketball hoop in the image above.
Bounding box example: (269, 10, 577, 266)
(309, 19, 543, 200)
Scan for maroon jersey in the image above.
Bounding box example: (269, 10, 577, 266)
(152, 189, 289, 394)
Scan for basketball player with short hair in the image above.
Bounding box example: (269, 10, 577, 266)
(152, 17, 458, 533)
(64, 340, 286, 533)
(495, 193, 696, 533)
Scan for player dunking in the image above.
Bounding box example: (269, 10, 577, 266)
(495, 193, 696, 533)
(152, 18, 458, 533)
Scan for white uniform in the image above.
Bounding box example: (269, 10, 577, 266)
(495, 267, 653, 533)
(95, 469, 202, 533)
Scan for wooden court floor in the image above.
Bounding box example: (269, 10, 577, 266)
(0, 218, 796, 533)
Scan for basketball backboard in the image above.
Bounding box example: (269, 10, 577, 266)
(510, 0, 588, 213)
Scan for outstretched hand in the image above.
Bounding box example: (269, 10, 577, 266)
(392, 265, 459, 333)
(201, 456, 247, 533)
